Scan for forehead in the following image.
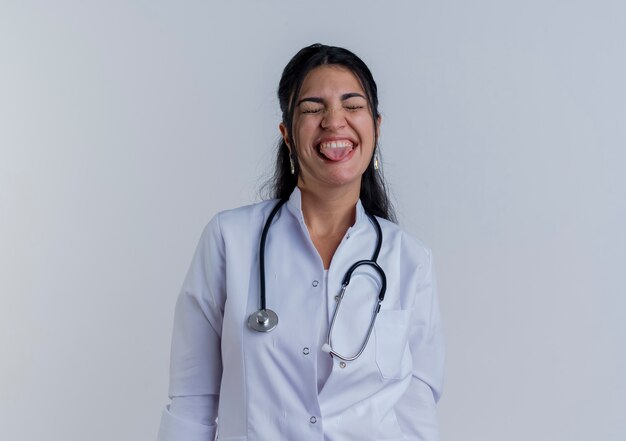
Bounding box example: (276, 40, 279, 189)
(299, 65, 365, 97)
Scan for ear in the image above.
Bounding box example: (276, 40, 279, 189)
(376, 114, 382, 139)
(278, 122, 291, 153)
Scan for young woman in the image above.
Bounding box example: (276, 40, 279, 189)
(158, 43, 445, 441)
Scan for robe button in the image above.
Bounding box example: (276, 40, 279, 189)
(310, 416, 317, 424)
(312, 280, 319, 287)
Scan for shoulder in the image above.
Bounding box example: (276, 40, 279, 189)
(199, 199, 280, 244)
(376, 216, 434, 278)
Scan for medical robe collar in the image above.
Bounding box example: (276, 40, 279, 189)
(285, 186, 368, 233)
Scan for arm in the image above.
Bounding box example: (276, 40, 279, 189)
(395, 247, 445, 441)
(157, 215, 226, 441)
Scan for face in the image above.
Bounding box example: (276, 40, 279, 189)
(280, 65, 380, 192)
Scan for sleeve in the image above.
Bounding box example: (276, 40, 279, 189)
(157, 214, 227, 441)
(395, 247, 445, 441)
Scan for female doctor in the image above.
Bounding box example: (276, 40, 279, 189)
(157, 43, 445, 441)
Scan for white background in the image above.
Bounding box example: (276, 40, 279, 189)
(1, 1, 624, 440)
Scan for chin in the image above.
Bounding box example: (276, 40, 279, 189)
(322, 172, 363, 189)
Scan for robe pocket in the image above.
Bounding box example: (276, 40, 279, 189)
(374, 309, 412, 380)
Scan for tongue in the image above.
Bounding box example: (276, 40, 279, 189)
(320, 146, 353, 161)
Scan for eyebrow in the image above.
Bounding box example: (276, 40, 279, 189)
(296, 92, 366, 106)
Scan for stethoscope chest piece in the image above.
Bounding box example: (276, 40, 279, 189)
(247, 309, 278, 332)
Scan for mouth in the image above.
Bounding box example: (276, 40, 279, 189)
(316, 139, 356, 162)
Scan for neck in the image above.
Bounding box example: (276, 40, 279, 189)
(298, 182, 360, 236)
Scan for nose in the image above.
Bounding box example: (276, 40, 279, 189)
(321, 107, 346, 130)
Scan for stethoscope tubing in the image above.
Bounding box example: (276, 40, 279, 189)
(258, 199, 287, 311)
(249, 199, 387, 363)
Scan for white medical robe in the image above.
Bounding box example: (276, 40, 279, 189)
(157, 187, 445, 441)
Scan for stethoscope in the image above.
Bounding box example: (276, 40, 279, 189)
(247, 199, 387, 362)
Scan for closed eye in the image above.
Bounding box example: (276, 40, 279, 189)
(301, 107, 323, 114)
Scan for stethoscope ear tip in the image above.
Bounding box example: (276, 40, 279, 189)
(321, 343, 332, 353)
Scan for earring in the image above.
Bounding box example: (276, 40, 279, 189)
(373, 152, 380, 171)
(289, 154, 295, 175)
